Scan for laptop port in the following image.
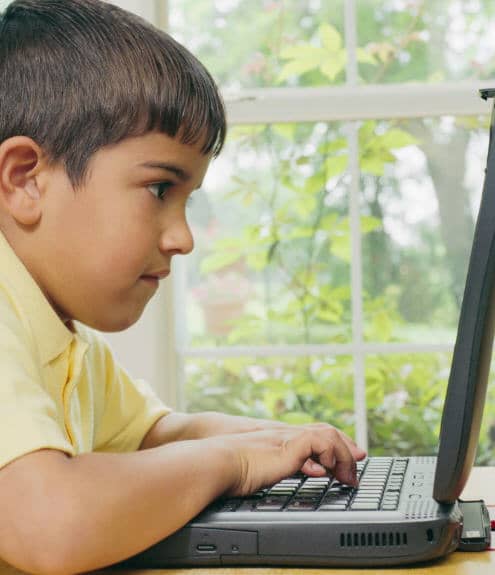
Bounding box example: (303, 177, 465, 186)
(196, 544, 217, 553)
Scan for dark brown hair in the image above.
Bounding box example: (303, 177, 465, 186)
(0, 0, 226, 185)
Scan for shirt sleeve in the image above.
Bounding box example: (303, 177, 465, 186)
(87, 330, 171, 453)
(0, 295, 74, 471)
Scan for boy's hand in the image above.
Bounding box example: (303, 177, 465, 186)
(141, 411, 366, 488)
(177, 412, 366, 483)
(207, 423, 366, 497)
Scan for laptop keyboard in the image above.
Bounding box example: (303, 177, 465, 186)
(215, 457, 408, 513)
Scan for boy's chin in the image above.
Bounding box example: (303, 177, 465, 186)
(80, 306, 146, 333)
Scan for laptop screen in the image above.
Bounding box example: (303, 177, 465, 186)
(433, 88, 495, 503)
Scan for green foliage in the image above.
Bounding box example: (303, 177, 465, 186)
(185, 355, 356, 438)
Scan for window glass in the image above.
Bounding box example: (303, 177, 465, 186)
(169, 0, 345, 89)
(361, 116, 488, 343)
(358, 0, 495, 83)
(366, 353, 449, 456)
(184, 122, 352, 346)
(184, 355, 356, 435)
(169, 1, 495, 88)
(367, 353, 495, 464)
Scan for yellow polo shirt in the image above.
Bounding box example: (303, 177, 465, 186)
(0, 230, 170, 468)
(0, 231, 172, 573)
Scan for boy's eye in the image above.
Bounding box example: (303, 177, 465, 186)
(148, 181, 172, 200)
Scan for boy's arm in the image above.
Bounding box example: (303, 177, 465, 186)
(139, 411, 276, 448)
(140, 412, 365, 477)
(0, 440, 234, 575)
(0, 424, 363, 575)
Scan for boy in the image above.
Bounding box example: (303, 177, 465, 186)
(0, 1, 366, 573)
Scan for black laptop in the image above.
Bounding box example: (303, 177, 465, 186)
(124, 88, 495, 568)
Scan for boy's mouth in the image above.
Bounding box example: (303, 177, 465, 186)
(140, 269, 170, 283)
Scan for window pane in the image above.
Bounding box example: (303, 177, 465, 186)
(367, 353, 495, 464)
(184, 355, 356, 434)
(366, 353, 448, 456)
(182, 122, 352, 346)
(361, 116, 488, 343)
(168, 0, 345, 89)
(358, 0, 495, 83)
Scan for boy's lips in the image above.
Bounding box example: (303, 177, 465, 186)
(141, 269, 170, 281)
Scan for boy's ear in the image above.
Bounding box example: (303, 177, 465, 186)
(0, 136, 44, 226)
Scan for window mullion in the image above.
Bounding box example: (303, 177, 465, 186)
(344, 0, 367, 450)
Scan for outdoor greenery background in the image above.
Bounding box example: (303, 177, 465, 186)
(168, 0, 495, 464)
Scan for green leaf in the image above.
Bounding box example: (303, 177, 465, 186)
(285, 227, 312, 240)
(320, 51, 346, 81)
(302, 173, 325, 195)
(319, 23, 342, 52)
(293, 196, 317, 217)
(277, 45, 326, 81)
(330, 234, 351, 262)
(325, 154, 348, 178)
(315, 308, 341, 323)
(279, 44, 307, 60)
(246, 249, 269, 271)
(272, 123, 297, 140)
(361, 215, 382, 234)
(318, 137, 348, 155)
(359, 120, 377, 146)
(376, 128, 419, 149)
(360, 155, 387, 175)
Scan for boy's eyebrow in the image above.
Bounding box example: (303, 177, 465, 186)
(139, 161, 190, 181)
(138, 161, 204, 190)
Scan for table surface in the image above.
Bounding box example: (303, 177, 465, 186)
(96, 467, 495, 575)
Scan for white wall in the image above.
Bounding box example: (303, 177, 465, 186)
(101, 283, 175, 405)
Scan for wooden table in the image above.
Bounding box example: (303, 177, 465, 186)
(98, 467, 495, 575)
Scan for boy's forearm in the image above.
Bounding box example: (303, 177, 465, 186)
(140, 411, 280, 448)
(2, 441, 235, 575)
(139, 411, 198, 448)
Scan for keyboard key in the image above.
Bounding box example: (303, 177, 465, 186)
(286, 500, 319, 511)
(350, 501, 380, 510)
(255, 496, 290, 511)
(318, 503, 348, 510)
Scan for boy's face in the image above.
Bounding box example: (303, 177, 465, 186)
(33, 132, 210, 331)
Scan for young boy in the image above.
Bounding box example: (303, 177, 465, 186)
(0, 1, 366, 573)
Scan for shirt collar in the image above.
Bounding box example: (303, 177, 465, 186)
(0, 231, 75, 364)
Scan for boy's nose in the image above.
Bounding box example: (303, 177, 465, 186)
(159, 218, 194, 256)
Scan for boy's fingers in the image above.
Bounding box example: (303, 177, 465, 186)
(338, 431, 367, 459)
(301, 458, 327, 476)
(305, 424, 367, 460)
(310, 429, 358, 486)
